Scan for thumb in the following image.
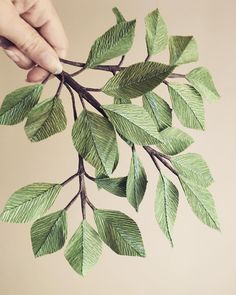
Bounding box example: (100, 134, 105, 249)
(2, 16, 63, 74)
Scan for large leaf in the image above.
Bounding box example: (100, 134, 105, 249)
(186, 67, 220, 102)
(85, 20, 136, 68)
(143, 91, 172, 131)
(168, 83, 205, 130)
(112, 7, 126, 23)
(31, 210, 67, 257)
(180, 177, 220, 230)
(155, 174, 179, 246)
(25, 96, 67, 142)
(0, 183, 62, 223)
(72, 110, 118, 176)
(102, 61, 175, 99)
(126, 151, 147, 211)
(145, 9, 168, 56)
(96, 177, 127, 197)
(156, 127, 194, 155)
(169, 36, 198, 65)
(0, 84, 43, 125)
(102, 104, 163, 145)
(64, 220, 102, 276)
(94, 209, 145, 257)
(171, 153, 213, 187)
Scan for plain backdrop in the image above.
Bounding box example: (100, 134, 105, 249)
(0, 0, 235, 294)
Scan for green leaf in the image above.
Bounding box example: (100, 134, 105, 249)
(180, 177, 220, 230)
(143, 91, 172, 131)
(169, 36, 198, 65)
(102, 61, 175, 99)
(72, 110, 118, 176)
(0, 84, 43, 125)
(114, 96, 131, 104)
(155, 174, 179, 246)
(171, 153, 213, 187)
(126, 151, 147, 211)
(25, 96, 67, 142)
(112, 7, 126, 23)
(156, 127, 194, 155)
(102, 104, 163, 145)
(145, 9, 168, 56)
(186, 67, 220, 102)
(85, 20, 136, 68)
(94, 209, 145, 257)
(31, 210, 67, 257)
(0, 183, 62, 223)
(168, 83, 205, 130)
(95, 177, 127, 197)
(64, 220, 102, 276)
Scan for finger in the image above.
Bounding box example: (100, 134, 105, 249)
(0, 4, 63, 74)
(26, 66, 50, 82)
(4, 46, 34, 69)
(20, 0, 69, 58)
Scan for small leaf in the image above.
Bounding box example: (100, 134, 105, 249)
(155, 174, 179, 246)
(72, 110, 118, 176)
(85, 20, 136, 68)
(112, 7, 126, 23)
(171, 153, 213, 187)
(102, 61, 175, 99)
(94, 209, 145, 257)
(143, 91, 172, 131)
(102, 104, 163, 145)
(168, 83, 205, 130)
(180, 177, 220, 230)
(145, 9, 168, 56)
(0, 84, 43, 125)
(31, 210, 67, 257)
(0, 183, 62, 223)
(126, 150, 147, 211)
(169, 36, 198, 65)
(156, 127, 194, 155)
(64, 220, 102, 276)
(95, 177, 127, 197)
(114, 96, 131, 104)
(25, 96, 67, 142)
(186, 67, 220, 102)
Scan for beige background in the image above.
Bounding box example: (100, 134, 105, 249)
(0, 0, 235, 294)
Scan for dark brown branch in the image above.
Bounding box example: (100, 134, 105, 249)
(60, 172, 79, 186)
(64, 188, 81, 211)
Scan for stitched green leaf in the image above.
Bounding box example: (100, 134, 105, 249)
(31, 210, 67, 257)
(143, 91, 172, 131)
(102, 62, 175, 99)
(64, 220, 102, 276)
(24, 96, 67, 142)
(96, 177, 127, 197)
(72, 110, 118, 176)
(0, 84, 43, 125)
(114, 96, 131, 104)
(169, 36, 198, 65)
(0, 183, 62, 223)
(168, 83, 205, 130)
(156, 127, 194, 155)
(155, 174, 179, 246)
(171, 153, 213, 187)
(102, 104, 163, 145)
(180, 177, 220, 230)
(112, 7, 126, 23)
(85, 20, 136, 68)
(145, 8, 168, 56)
(186, 67, 220, 102)
(126, 151, 147, 211)
(94, 209, 145, 257)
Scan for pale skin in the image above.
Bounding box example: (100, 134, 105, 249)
(0, 0, 68, 82)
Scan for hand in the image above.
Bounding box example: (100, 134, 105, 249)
(0, 0, 68, 82)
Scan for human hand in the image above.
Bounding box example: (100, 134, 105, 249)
(0, 0, 68, 82)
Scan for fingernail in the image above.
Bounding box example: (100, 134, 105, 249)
(38, 52, 63, 75)
(5, 49, 20, 63)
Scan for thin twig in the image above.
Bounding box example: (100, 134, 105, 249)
(168, 73, 186, 79)
(64, 83, 78, 121)
(55, 73, 65, 97)
(60, 172, 79, 186)
(85, 87, 102, 92)
(64, 188, 81, 211)
(84, 172, 96, 181)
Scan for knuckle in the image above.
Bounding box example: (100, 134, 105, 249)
(19, 32, 42, 54)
